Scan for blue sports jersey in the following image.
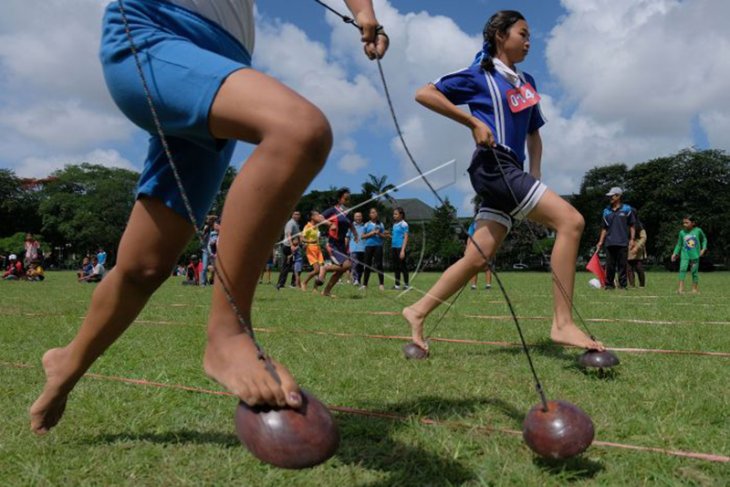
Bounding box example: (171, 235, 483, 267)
(391, 221, 409, 248)
(602, 204, 636, 247)
(347, 223, 367, 253)
(364, 221, 385, 247)
(434, 65, 545, 164)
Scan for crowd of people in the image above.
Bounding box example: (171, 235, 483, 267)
(266, 188, 414, 296)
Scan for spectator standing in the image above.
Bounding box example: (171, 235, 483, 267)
(276, 211, 301, 290)
(347, 211, 366, 286)
(24, 234, 41, 268)
(361, 208, 385, 291)
(96, 248, 107, 267)
(671, 216, 708, 294)
(390, 207, 410, 289)
(627, 219, 647, 288)
(595, 187, 635, 290)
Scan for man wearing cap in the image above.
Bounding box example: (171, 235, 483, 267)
(595, 187, 636, 290)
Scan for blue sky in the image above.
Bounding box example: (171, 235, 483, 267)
(1, 0, 726, 215)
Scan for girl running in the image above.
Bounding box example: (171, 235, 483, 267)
(402, 10, 603, 352)
(320, 188, 359, 297)
(301, 210, 327, 291)
(30, 0, 388, 434)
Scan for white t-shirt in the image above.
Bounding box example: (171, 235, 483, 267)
(168, 0, 255, 54)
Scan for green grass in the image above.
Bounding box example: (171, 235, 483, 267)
(1, 271, 728, 486)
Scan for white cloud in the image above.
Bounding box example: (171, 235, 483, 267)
(0, 101, 132, 151)
(338, 152, 368, 174)
(15, 149, 135, 179)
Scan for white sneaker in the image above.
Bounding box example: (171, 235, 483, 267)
(393, 285, 401, 290)
(471, 284, 477, 290)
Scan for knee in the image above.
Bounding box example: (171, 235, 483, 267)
(558, 209, 584, 238)
(117, 260, 172, 293)
(271, 104, 333, 170)
(464, 252, 490, 274)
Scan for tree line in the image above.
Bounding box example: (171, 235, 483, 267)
(1, 148, 727, 269)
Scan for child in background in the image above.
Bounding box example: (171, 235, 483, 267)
(183, 254, 203, 285)
(390, 207, 409, 289)
(26, 259, 46, 281)
(301, 211, 328, 291)
(671, 216, 707, 294)
(77, 257, 93, 282)
(3, 254, 23, 280)
(259, 248, 275, 285)
(290, 236, 303, 289)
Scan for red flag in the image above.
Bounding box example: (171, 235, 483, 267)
(586, 252, 606, 287)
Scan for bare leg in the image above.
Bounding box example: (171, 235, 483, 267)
(203, 69, 332, 408)
(403, 220, 507, 350)
(527, 190, 604, 350)
(30, 198, 195, 434)
(323, 261, 350, 297)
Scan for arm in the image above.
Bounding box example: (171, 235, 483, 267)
(342, 0, 388, 59)
(526, 130, 542, 180)
(400, 230, 409, 259)
(671, 232, 682, 261)
(699, 229, 708, 256)
(596, 228, 607, 249)
(415, 84, 494, 147)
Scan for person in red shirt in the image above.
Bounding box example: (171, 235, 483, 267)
(3, 254, 24, 280)
(183, 254, 203, 285)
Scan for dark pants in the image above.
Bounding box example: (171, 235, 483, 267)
(627, 259, 645, 287)
(391, 247, 409, 286)
(605, 245, 628, 289)
(276, 245, 294, 288)
(351, 251, 365, 283)
(363, 245, 384, 286)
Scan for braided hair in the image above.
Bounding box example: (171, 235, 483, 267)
(480, 11, 526, 72)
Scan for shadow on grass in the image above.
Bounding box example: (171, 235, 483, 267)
(85, 430, 240, 448)
(335, 395, 530, 486)
(533, 455, 605, 481)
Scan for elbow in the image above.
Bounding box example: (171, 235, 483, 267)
(414, 84, 433, 105)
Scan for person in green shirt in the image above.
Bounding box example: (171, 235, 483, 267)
(671, 215, 708, 294)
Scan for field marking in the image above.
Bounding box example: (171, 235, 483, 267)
(251, 327, 730, 358)
(2, 360, 726, 463)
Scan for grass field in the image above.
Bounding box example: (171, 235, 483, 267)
(1, 271, 728, 486)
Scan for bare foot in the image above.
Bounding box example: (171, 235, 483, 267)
(402, 306, 428, 350)
(204, 333, 301, 408)
(300, 283, 307, 291)
(551, 321, 605, 350)
(30, 348, 76, 435)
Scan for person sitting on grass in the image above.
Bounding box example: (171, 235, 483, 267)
(671, 215, 708, 294)
(78, 256, 105, 283)
(182, 254, 203, 286)
(76, 257, 93, 281)
(3, 254, 24, 280)
(26, 259, 45, 282)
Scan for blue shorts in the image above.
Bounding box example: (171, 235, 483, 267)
(468, 145, 547, 231)
(327, 241, 350, 266)
(100, 0, 252, 225)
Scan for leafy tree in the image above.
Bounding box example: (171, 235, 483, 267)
(360, 173, 396, 201)
(569, 164, 629, 256)
(424, 198, 461, 268)
(39, 164, 138, 261)
(0, 169, 43, 238)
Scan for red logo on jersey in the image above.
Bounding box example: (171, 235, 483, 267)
(506, 82, 540, 113)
